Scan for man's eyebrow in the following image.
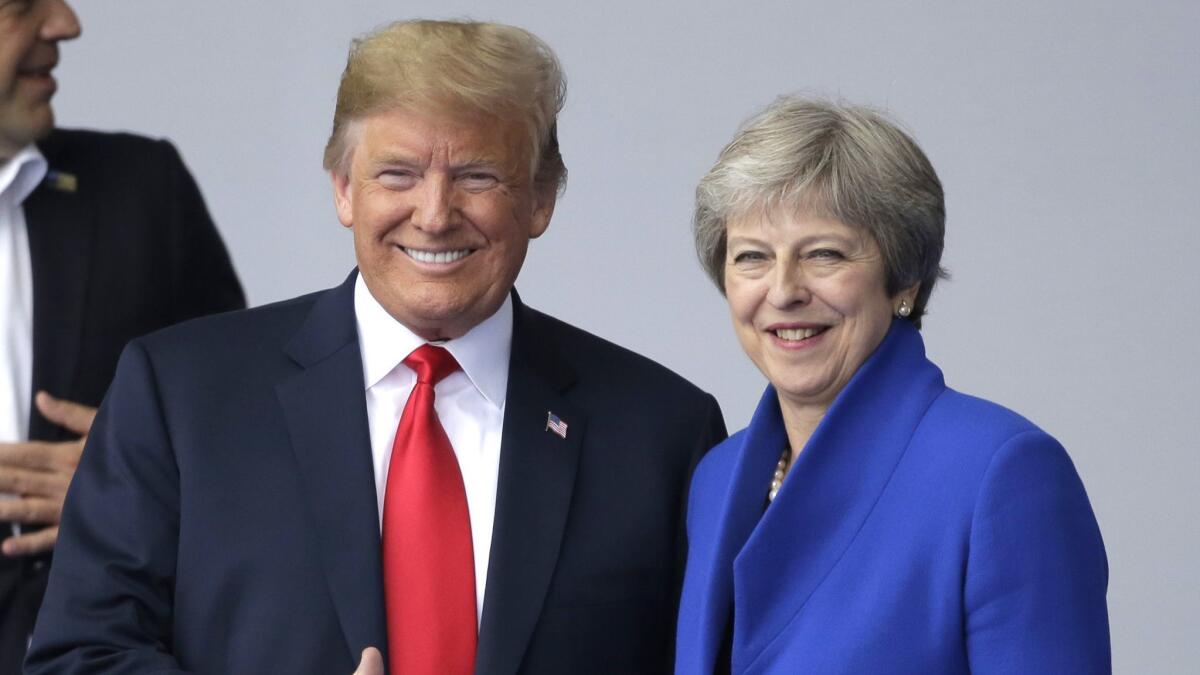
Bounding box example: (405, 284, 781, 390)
(367, 152, 422, 168)
(451, 159, 502, 172)
(364, 152, 513, 173)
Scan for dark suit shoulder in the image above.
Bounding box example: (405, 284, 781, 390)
(519, 305, 714, 403)
(135, 289, 322, 363)
(37, 127, 179, 172)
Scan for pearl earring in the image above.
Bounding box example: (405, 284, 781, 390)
(896, 300, 912, 318)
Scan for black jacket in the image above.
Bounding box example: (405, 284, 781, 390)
(0, 129, 244, 673)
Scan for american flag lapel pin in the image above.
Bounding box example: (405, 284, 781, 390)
(45, 170, 78, 193)
(545, 411, 568, 439)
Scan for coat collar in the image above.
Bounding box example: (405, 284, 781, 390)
(699, 320, 946, 672)
(354, 275, 512, 409)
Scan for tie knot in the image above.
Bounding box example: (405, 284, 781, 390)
(404, 344, 460, 385)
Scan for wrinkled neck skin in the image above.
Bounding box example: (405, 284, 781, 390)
(777, 394, 827, 463)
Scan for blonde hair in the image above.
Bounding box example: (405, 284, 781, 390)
(323, 19, 567, 192)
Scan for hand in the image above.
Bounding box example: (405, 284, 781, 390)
(352, 647, 384, 675)
(0, 391, 96, 556)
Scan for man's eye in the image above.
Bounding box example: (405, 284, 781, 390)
(460, 172, 499, 188)
(1, 0, 35, 13)
(379, 171, 417, 187)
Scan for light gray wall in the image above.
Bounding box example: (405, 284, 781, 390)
(54, 0, 1198, 670)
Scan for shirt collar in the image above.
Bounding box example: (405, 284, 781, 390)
(0, 145, 48, 207)
(354, 273, 512, 409)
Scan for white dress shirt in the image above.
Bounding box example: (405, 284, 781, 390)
(1, 146, 47, 536)
(354, 275, 509, 623)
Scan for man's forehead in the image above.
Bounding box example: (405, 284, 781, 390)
(353, 110, 529, 168)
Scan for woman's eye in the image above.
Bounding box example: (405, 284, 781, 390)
(732, 251, 767, 264)
(808, 249, 844, 260)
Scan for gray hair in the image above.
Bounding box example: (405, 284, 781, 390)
(694, 96, 947, 327)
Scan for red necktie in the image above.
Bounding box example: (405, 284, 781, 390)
(382, 344, 477, 675)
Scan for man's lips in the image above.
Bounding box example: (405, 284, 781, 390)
(15, 66, 57, 91)
(17, 62, 58, 78)
(399, 246, 476, 265)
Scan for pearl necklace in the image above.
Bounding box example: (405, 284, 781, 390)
(768, 446, 792, 502)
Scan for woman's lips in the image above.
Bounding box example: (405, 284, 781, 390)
(767, 324, 830, 349)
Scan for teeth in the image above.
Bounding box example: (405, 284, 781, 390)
(775, 327, 822, 341)
(403, 248, 471, 264)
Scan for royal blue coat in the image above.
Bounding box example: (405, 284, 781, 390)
(677, 320, 1110, 674)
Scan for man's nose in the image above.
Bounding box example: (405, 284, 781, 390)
(411, 176, 457, 232)
(41, 0, 83, 42)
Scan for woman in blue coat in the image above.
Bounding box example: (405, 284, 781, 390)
(676, 96, 1110, 674)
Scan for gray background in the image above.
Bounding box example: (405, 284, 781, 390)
(53, 0, 1197, 671)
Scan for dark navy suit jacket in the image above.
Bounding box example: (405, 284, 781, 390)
(26, 272, 726, 674)
(0, 129, 243, 674)
(677, 321, 1109, 674)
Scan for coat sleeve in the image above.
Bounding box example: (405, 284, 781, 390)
(964, 429, 1111, 673)
(25, 341, 189, 674)
(159, 139, 246, 320)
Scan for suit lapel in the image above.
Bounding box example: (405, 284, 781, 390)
(23, 156, 95, 440)
(475, 297, 584, 675)
(275, 273, 388, 665)
(728, 321, 945, 671)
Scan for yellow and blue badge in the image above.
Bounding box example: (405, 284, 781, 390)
(44, 170, 78, 193)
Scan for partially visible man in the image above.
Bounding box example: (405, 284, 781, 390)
(27, 19, 724, 675)
(0, 0, 244, 669)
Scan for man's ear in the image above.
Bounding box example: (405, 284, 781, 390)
(529, 185, 556, 239)
(331, 171, 354, 228)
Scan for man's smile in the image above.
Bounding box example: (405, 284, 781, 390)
(400, 246, 476, 264)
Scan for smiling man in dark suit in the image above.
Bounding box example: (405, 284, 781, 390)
(0, 0, 243, 670)
(27, 19, 725, 675)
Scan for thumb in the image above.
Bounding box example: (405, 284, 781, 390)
(35, 391, 98, 436)
(353, 647, 384, 675)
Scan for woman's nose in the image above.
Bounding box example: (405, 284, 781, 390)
(766, 260, 811, 309)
